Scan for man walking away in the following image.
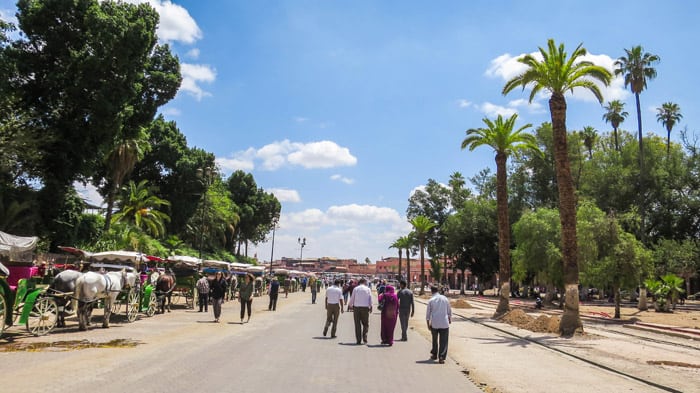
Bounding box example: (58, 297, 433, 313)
(347, 278, 372, 344)
(197, 274, 210, 312)
(323, 279, 344, 338)
(426, 285, 451, 364)
(268, 277, 280, 311)
(397, 280, 414, 341)
(310, 276, 318, 304)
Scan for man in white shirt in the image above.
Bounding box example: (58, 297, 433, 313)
(348, 277, 372, 344)
(426, 285, 451, 363)
(323, 279, 344, 338)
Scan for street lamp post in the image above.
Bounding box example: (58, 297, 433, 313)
(269, 216, 279, 277)
(197, 166, 213, 260)
(298, 237, 306, 263)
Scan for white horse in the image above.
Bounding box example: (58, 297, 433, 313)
(74, 270, 138, 331)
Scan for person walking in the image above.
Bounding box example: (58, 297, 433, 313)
(210, 271, 228, 323)
(268, 276, 280, 311)
(239, 273, 254, 323)
(378, 284, 398, 346)
(323, 279, 344, 338)
(396, 280, 414, 341)
(196, 274, 210, 313)
(426, 285, 451, 364)
(347, 277, 372, 345)
(310, 276, 318, 304)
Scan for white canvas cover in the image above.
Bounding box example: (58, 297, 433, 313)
(0, 231, 39, 262)
(90, 250, 147, 263)
(166, 255, 202, 267)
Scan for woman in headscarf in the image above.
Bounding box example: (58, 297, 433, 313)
(378, 285, 399, 345)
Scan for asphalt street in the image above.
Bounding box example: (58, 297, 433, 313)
(1, 290, 482, 393)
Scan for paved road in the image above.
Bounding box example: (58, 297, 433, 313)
(2, 290, 481, 393)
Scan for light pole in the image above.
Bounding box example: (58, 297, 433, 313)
(197, 166, 213, 260)
(269, 215, 279, 277)
(298, 237, 306, 263)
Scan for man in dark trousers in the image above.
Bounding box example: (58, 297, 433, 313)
(268, 277, 280, 311)
(396, 280, 414, 341)
(347, 278, 372, 344)
(426, 285, 451, 364)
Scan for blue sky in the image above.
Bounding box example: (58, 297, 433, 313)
(2, 1, 698, 263)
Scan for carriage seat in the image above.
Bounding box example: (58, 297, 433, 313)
(7, 265, 39, 289)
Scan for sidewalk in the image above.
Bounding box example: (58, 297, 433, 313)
(409, 297, 693, 393)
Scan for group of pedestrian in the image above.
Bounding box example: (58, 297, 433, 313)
(196, 272, 255, 324)
(321, 278, 451, 364)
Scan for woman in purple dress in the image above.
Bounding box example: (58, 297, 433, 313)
(379, 285, 399, 345)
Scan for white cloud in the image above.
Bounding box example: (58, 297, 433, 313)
(217, 140, 358, 173)
(251, 204, 411, 262)
(185, 48, 200, 59)
(268, 188, 301, 203)
(160, 107, 181, 117)
(179, 63, 216, 100)
(478, 102, 518, 117)
(288, 141, 357, 168)
(294, 117, 308, 123)
(125, 0, 202, 44)
(458, 99, 472, 108)
(215, 154, 255, 172)
(330, 174, 355, 184)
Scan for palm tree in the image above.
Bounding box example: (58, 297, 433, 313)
(503, 39, 611, 336)
(389, 238, 404, 280)
(580, 126, 597, 159)
(103, 132, 150, 231)
(602, 100, 628, 151)
(656, 102, 682, 157)
(614, 46, 660, 171)
(390, 235, 412, 281)
(461, 113, 536, 316)
(112, 179, 171, 238)
(410, 216, 437, 295)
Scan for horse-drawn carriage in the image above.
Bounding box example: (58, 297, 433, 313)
(76, 251, 157, 328)
(166, 255, 201, 309)
(0, 231, 58, 337)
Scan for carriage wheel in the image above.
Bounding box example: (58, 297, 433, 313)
(26, 297, 58, 336)
(0, 292, 7, 337)
(145, 291, 157, 317)
(126, 289, 139, 322)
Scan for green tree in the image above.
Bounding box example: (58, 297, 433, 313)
(112, 179, 171, 238)
(503, 39, 612, 336)
(410, 216, 436, 295)
(103, 130, 150, 231)
(12, 0, 180, 241)
(656, 102, 682, 158)
(448, 171, 471, 209)
(602, 100, 628, 152)
(461, 113, 536, 315)
(443, 199, 498, 295)
(429, 259, 442, 285)
(390, 235, 412, 280)
(580, 126, 597, 160)
(614, 46, 659, 173)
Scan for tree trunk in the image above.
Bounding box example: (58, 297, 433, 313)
(550, 93, 582, 337)
(460, 270, 465, 295)
(419, 241, 425, 296)
(614, 285, 621, 319)
(613, 126, 619, 151)
(406, 250, 411, 287)
(103, 184, 116, 232)
(494, 152, 511, 317)
(635, 92, 644, 172)
(397, 250, 402, 280)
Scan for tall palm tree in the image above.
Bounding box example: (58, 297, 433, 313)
(614, 46, 660, 171)
(410, 216, 436, 295)
(580, 126, 597, 159)
(103, 132, 150, 231)
(112, 179, 171, 238)
(602, 100, 628, 151)
(389, 238, 404, 280)
(656, 102, 682, 157)
(503, 39, 611, 336)
(393, 235, 413, 281)
(461, 113, 537, 316)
